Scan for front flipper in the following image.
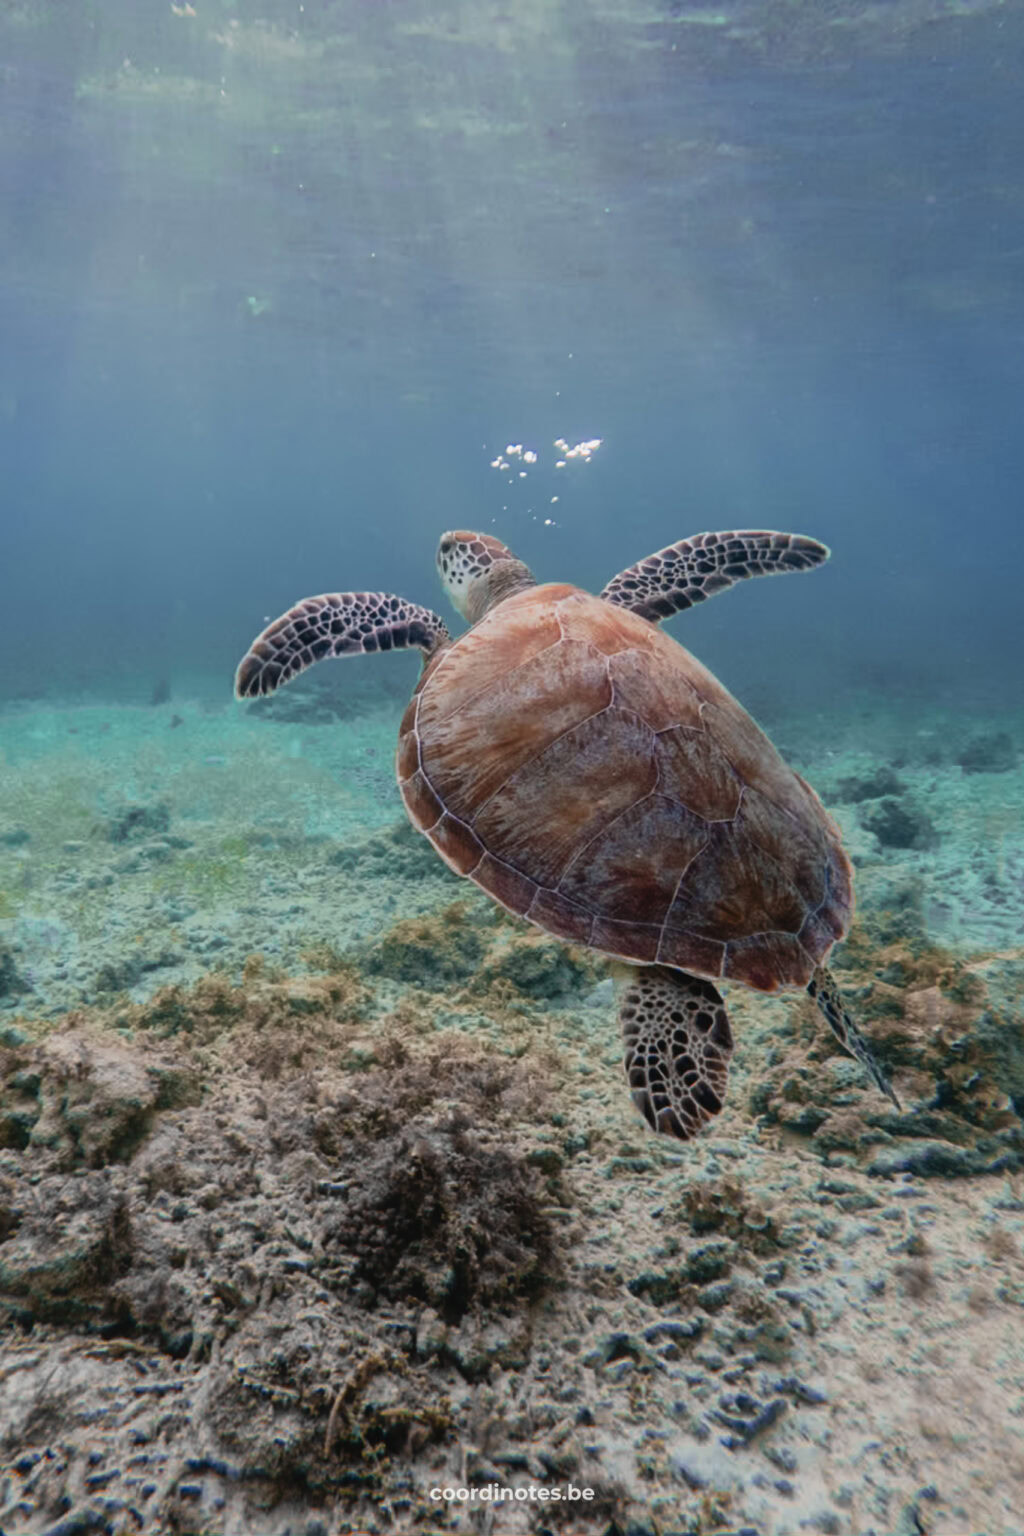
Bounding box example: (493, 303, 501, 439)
(235, 592, 451, 699)
(808, 964, 901, 1109)
(600, 530, 829, 623)
(618, 964, 734, 1141)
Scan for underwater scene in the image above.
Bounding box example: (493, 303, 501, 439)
(2, 2, 1024, 1533)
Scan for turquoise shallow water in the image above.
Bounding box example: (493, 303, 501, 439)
(0, 687, 431, 1015)
(2, 684, 1021, 1021)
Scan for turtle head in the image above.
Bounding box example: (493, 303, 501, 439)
(436, 531, 535, 623)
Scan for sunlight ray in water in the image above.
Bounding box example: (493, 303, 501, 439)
(1, 2, 1022, 1531)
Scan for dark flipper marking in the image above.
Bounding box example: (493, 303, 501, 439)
(600, 530, 829, 623)
(808, 963, 901, 1109)
(619, 964, 734, 1141)
(235, 592, 450, 699)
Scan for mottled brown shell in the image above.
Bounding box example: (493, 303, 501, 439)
(396, 584, 852, 992)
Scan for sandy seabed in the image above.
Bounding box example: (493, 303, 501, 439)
(1, 678, 1022, 1536)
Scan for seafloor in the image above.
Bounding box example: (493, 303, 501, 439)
(1, 668, 1022, 1536)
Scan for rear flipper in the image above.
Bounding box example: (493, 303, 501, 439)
(235, 592, 451, 699)
(808, 964, 901, 1109)
(618, 964, 734, 1141)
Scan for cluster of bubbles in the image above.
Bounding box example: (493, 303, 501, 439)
(488, 438, 603, 526)
(552, 437, 602, 466)
(489, 438, 602, 474)
(489, 443, 539, 475)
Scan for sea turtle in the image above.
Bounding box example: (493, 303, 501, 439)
(235, 528, 898, 1140)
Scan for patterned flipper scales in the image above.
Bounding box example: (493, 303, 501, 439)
(808, 964, 901, 1109)
(235, 593, 451, 699)
(618, 965, 734, 1141)
(600, 529, 829, 623)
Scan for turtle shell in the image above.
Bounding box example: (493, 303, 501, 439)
(396, 584, 852, 992)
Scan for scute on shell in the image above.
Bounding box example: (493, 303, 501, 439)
(397, 583, 852, 992)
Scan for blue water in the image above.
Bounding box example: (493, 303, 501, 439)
(2, 0, 1022, 714)
(4, 16, 1024, 1533)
